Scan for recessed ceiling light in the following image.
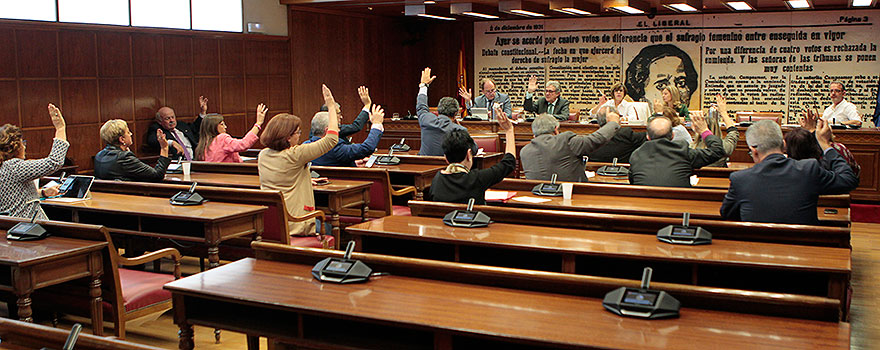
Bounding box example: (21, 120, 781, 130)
(509, 9, 546, 16)
(417, 13, 456, 20)
(424, 1, 436, 4)
(665, 3, 698, 11)
(561, 7, 592, 14)
(610, 5, 645, 13)
(851, 0, 873, 6)
(723, 1, 754, 10)
(462, 11, 500, 19)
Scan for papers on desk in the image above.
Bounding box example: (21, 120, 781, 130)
(586, 171, 596, 178)
(240, 156, 257, 162)
(43, 197, 88, 203)
(485, 190, 516, 202)
(690, 175, 699, 186)
(511, 196, 552, 203)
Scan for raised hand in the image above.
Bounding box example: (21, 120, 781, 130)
(715, 93, 727, 113)
(256, 103, 268, 126)
(358, 86, 371, 107)
(691, 113, 709, 134)
(815, 118, 833, 149)
(47, 103, 65, 130)
(495, 107, 512, 131)
(369, 104, 385, 125)
(199, 95, 209, 114)
(458, 87, 472, 101)
(597, 92, 608, 106)
(527, 75, 538, 93)
(605, 111, 621, 125)
(156, 129, 169, 157)
(420, 67, 436, 86)
(322, 84, 335, 104)
(800, 108, 818, 132)
(653, 98, 665, 114)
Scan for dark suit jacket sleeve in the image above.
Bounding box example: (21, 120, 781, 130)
(569, 122, 619, 156)
(335, 128, 383, 164)
(687, 134, 725, 168)
(523, 94, 537, 113)
(417, 89, 431, 117)
(145, 122, 161, 152)
(816, 148, 859, 194)
(340, 108, 369, 138)
(720, 180, 742, 220)
(552, 98, 571, 121)
(186, 115, 203, 137)
(630, 131, 648, 148)
(475, 153, 516, 189)
(118, 152, 171, 182)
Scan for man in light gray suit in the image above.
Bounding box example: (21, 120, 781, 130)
(459, 77, 512, 119)
(520, 107, 620, 182)
(523, 76, 571, 121)
(416, 67, 467, 156)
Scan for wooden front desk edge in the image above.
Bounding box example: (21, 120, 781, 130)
(42, 192, 265, 269)
(0, 318, 164, 350)
(166, 244, 849, 350)
(0, 220, 107, 336)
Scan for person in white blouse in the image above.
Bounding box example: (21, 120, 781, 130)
(822, 81, 861, 126)
(591, 83, 636, 121)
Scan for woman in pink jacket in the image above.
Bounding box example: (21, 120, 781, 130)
(196, 103, 268, 162)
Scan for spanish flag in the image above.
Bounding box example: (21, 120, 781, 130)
(457, 35, 468, 117)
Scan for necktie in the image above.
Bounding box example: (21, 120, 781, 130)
(487, 99, 494, 119)
(170, 129, 192, 161)
(548, 102, 555, 114)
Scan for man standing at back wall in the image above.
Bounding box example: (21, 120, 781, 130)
(459, 77, 512, 119)
(523, 75, 570, 121)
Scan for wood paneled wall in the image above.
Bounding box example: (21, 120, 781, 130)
(0, 20, 291, 170)
(288, 7, 474, 143)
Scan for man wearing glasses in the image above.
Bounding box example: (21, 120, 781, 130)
(821, 81, 861, 126)
(459, 78, 512, 119)
(523, 76, 570, 121)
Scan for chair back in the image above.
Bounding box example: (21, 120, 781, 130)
(471, 134, 500, 153)
(311, 166, 394, 217)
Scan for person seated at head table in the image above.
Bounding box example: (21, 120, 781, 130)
(821, 81, 861, 126)
(415, 67, 467, 156)
(94, 120, 171, 182)
(521, 109, 620, 182)
(523, 76, 570, 121)
(195, 104, 267, 163)
(459, 77, 513, 118)
(430, 107, 516, 205)
(721, 119, 858, 225)
(315, 86, 373, 144)
(692, 94, 739, 168)
(306, 104, 385, 167)
(146, 95, 208, 160)
(0, 104, 68, 220)
(584, 105, 647, 164)
(629, 113, 724, 187)
(589, 83, 636, 122)
(258, 84, 339, 236)
(652, 85, 690, 122)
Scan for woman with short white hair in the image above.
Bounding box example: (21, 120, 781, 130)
(94, 119, 171, 181)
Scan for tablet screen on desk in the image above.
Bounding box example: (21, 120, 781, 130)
(60, 175, 94, 199)
(540, 183, 560, 192)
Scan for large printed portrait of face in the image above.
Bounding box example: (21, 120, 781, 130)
(625, 44, 698, 107)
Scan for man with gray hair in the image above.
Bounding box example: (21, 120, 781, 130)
(524, 75, 571, 121)
(585, 106, 647, 163)
(629, 114, 724, 187)
(305, 104, 386, 167)
(146, 95, 208, 160)
(520, 110, 620, 182)
(721, 119, 858, 225)
(416, 67, 467, 156)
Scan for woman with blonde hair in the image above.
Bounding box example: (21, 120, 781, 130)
(0, 104, 68, 219)
(258, 85, 340, 241)
(654, 85, 690, 121)
(195, 104, 267, 162)
(692, 94, 739, 167)
(94, 119, 170, 181)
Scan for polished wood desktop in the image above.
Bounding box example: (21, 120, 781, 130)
(345, 215, 852, 316)
(165, 172, 371, 240)
(589, 173, 731, 189)
(0, 318, 164, 350)
(0, 234, 106, 334)
(41, 192, 265, 268)
(166, 257, 849, 350)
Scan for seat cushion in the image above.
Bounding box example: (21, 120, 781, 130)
(392, 205, 411, 216)
(118, 268, 175, 312)
(290, 235, 334, 248)
(339, 215, 367, 224)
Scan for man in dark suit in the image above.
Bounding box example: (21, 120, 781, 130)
(721, 119, 858, 225)
(629, 114, 725, 187)
(416, 67, 467, 156)
(585, 106, 647, 163)
(521, 110, 620, 182)
(146, 95, 207, 160)
(523, 76, 570, 121)
(316, 86, 372, 145)
(459, 77, 513, 118)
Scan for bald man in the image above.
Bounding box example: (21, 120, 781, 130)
(146, 96, 208, 160)
(628, 113, 725, 187)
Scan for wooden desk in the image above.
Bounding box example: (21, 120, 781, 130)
(165, 172, 371, 240)
(589, 174, 731, 189)
(319, 163, 442, 200)
(0, 318, 164, 350)
(0, 235, 105, 334)
(345, 215, 852, 316)
(586, 161, 752, 179)
(166, 258, 849, 350)
(42, 192, 265, 268)
(490, 190, 849, 226)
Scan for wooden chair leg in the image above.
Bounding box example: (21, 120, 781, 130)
(214, 328, 221, 343)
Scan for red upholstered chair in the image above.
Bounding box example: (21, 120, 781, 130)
(1, 217, 183, 340)
(311, 166, 416, 223)
(569, 112, 579, 122)
(472, 134, 500, 153)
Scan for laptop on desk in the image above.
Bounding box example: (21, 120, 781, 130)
(468, 108, 490, 121)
